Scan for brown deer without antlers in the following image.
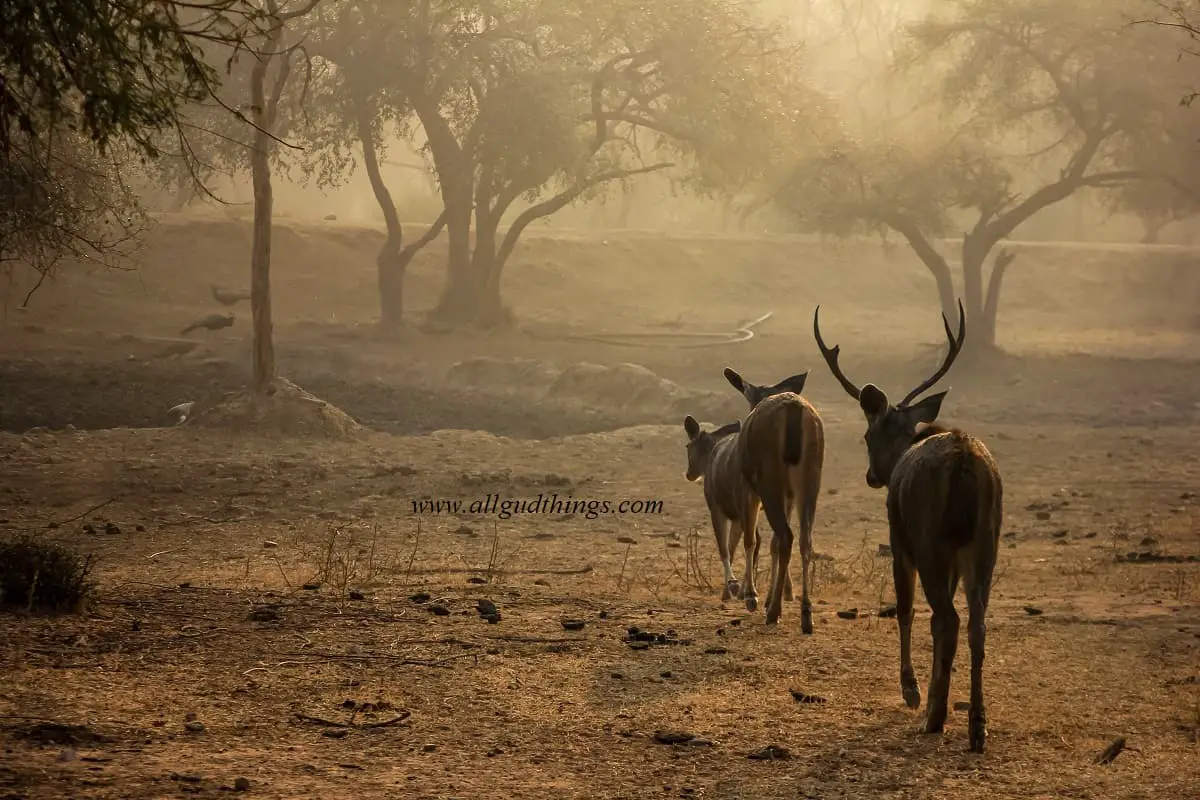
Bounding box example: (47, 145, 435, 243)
(720, 367, 825, 631)
(682, 371, 810, 617)
(812, 300, 1002, 753)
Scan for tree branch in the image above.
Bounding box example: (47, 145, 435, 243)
(493, 162, 674, 271)
(353, 93, 402, 247)
(577, 111, 690, 142)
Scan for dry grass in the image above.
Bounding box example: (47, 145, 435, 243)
(0, 219, 1197, 799)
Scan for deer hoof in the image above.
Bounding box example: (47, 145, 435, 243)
(744, 594, 758, 613)
(922, 714, 946, 735)
(800, 610, 813, 635)
(902, 682, 921, 710)
(968, 723, 987, 753)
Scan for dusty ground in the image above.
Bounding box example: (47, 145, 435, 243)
(0, 213, 1198, 799)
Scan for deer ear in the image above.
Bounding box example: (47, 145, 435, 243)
(723, 367, 745, 393)
(859, 383, 889, 418)
(901, 390, 948, 427)
(769, 371, 808, 396)
(684, 415, 701, 439)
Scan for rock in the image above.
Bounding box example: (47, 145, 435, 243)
(476, 599, 498, 616)
(234, 777, 251, 792)
(836, 608, 859, 620)
(1023, 606, 1043, 616)
(561, 619, 586, 631)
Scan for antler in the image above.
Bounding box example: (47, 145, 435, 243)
(897, 299, 967, 408)
(812, 306, 862, 401)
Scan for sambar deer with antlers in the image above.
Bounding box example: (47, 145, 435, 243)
(812, 301, 1002, 753)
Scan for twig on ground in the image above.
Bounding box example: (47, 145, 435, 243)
(296, 709, 412, 729)
(404, 564, 593, 576)
(54, 498, 115, 526)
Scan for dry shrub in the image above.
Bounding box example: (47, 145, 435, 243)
(0, 534, 96, 613)
(187, 377, 365, 440)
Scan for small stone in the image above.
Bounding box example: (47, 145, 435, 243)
(1035, 510, 1052, 521)
(836, 608, 859, 620)
(429, 604, 451, 616)
(1023, 606, 1043, 616)
(234, 777, 251, 791)
(184, 720, 206, 733)
(476, 599, 498, 616)
(616, 536, 637, 544)
(263, 540, 278, 548)
(348, 590, 366, 601)
(301, 582, 321, 591)
(561, 619, 586, 631)
(953, 701, 971, 712)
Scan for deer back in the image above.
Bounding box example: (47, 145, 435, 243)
(889, 427, 1002, 551)
(736, 392, 822, 492)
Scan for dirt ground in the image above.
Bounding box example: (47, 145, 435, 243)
(1, 213, 1198, 799)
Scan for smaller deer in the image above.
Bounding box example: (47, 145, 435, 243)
(812, 300, 1002, 753)
(721, 368, 825, 633)
(682, 416, 768, 606)
(682, 372, 810, 612)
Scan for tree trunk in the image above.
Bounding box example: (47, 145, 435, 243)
(354, 97, 407, 331)
(248, 27, 280, 393)
(431, 191, 481, 324)
(1139, 212, 1166, 245)
(959, 245, 993, 356)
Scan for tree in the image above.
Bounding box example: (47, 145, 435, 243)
(298, 0, 448, 332)
(154, 1, 324, 390)
(243, 0, 322, 390)
(0, 0, 268, 301)
(776, 0, 1181, 355)
(309, 0, 825, 328)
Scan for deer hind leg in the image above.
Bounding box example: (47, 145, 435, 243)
(892, 549, 921, 709)
(920, 565, 960, 736)
(739, 503, 761, 613)
(796, 472, 820, 635)
(710, 510, 737, 601)
(964, 546, 996, 753)
(758, 494, 794, 626)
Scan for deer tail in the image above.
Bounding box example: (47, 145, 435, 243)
(782, 401, 805, 466)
